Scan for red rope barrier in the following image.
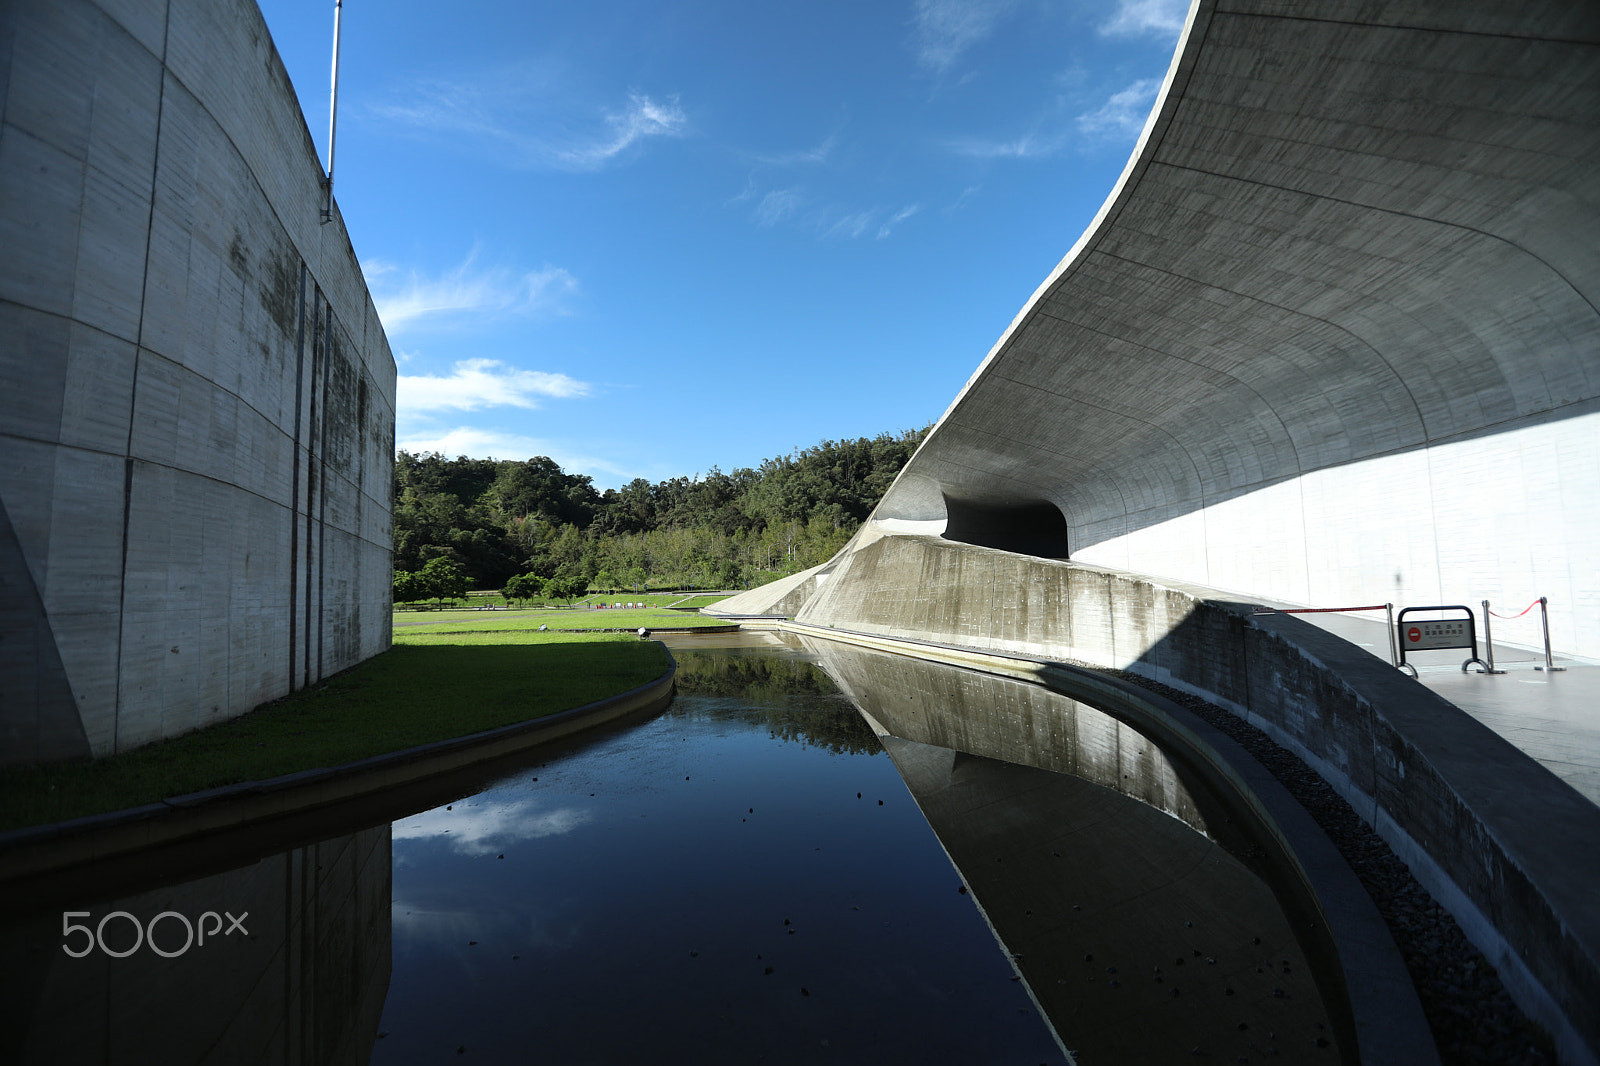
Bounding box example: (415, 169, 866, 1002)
(1278, 604, 1390, 614)
(1488, 599, 1541, 620)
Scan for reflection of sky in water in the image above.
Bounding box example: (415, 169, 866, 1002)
(374, 660, 1068, 1065)
(393, 796, 593, 857)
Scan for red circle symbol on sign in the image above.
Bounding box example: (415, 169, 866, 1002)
(1407, 627, 1421, 643)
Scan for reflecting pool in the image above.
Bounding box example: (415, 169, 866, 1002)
(373, 633, 1061, 1064)
(1, 629, 1346, 1064)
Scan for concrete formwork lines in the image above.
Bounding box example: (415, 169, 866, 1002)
(0, 0, 394, 762)
(1087, 242, 1429, 448)
(1147, 155, 1600, 329)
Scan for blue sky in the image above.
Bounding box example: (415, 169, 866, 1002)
(257, 0, 1187, 491)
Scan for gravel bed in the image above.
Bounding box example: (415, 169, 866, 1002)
(1091, 664, 1557, 1066)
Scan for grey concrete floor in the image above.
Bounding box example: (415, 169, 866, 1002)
(1272, 609, 1600, 808)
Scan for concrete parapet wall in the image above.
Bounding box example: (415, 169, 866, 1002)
(799, 532, 1600, 1064)
(0, 0, 395, 762)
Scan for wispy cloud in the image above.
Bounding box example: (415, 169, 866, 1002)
(557, 92, 687, 168)
(374, 74, 687, 171)
(736, 185, 922, 242)
(367, 252, 578, 334)
(943, 77, 1161, 161)
(398, 358, 590, 414)
(751, 133, 837, 166)
(755, 187, 804, 228)
(1076, 78, 1161, 137)
(942, 186, 980, 214)
(912, 0, 1018, 73)
(822, 210, 876, 240)
(394, 426, 634, 481)
(1101, 0, 1188, 38)
(876, 205, 920, 239)
(946, 130, 1059, 159)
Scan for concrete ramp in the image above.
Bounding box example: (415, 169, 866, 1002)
(700, 564, 829, 618)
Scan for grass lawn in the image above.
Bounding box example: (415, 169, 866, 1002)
(0, 632, 669, 833)
(394, 591, 733, 612)
(393, 608, 736, 633)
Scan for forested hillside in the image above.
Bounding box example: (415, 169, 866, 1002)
(392, 427, 928, 597)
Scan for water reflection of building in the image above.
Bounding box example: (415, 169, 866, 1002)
(1, 826, 390, 1065)
(803, 637, 1208, 831)
(805, 638, 1345, 1063)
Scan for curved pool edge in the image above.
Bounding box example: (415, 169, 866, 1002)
(780, 620, 1436, 1066)
(0, 650, 678, 886)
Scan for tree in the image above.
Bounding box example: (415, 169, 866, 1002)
(547, 573, 588, 602)
(418, 557, 469, 605)
(502, 572, 546, 604)
(393, 569, 422, 606)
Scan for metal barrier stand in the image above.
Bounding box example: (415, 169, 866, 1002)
(1535, 596, 1566, 673)
(1478, 600, 1506, 674)
(1395, 605, 1489, 678)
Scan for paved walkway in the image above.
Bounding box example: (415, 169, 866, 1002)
(1266, 606, 1600, 807)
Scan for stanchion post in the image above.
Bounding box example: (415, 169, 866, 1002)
(1385, 603, 1398, 667)
(1479, 600, 1505, 674)
(1535, 596, 1565, 672)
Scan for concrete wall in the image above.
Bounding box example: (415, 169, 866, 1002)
(0, 0, 396, 763)
(874, 0, 1600, 657)
(796, 533, 1600, 1063)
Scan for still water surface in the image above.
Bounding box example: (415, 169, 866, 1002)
(2, 630, 1342, 1064)
(375, 635, 1061, 1063)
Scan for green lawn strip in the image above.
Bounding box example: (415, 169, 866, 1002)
(395, 591, 733, 613)
(0, 632, 668, 833)
(395, 608, 734, 634)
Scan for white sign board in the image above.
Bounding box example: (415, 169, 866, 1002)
(1401, 620, 1470, 651)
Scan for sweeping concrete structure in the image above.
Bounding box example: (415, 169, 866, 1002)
(0, 0, 396, 764)
(715, 0, 1600, 1060)
(868, 0, 1600, 657)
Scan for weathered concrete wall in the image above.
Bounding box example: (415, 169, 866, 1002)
(798, 533, 1600, 1064)
(0, 0, 396, 763)
(875, 0, 1600, 657)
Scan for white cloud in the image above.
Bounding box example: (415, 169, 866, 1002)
(1101, 0, 1188, 38)
(398, 358, 589, 414)
(395, 426, 634, 481)
(368, 252, 578, 334)
(1076, 78, 1162, 137)
(876, 204, 920, 239)
(912, 0, 1018, 73)
(374, 75, 686, 172)
(554, 92, 688, 169)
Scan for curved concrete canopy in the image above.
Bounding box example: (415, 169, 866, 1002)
(875, 0, 1600, 655)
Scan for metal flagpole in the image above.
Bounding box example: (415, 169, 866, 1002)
(321, 0, 344, 224)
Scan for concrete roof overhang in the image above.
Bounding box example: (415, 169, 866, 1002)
(876, 0, 1600, 569)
